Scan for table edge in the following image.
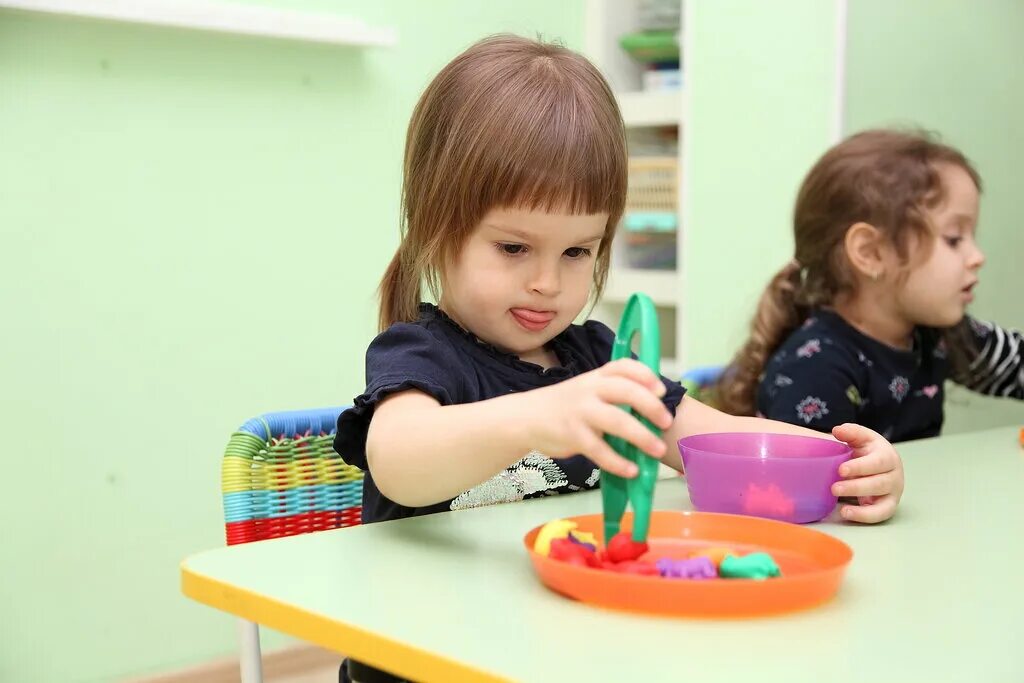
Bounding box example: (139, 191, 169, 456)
(179, 559, 512, 683)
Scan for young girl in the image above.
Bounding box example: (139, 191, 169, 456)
(330, 40, 903, 679)
(719, 129, 1023, 443)
(333, 35, 904, 680)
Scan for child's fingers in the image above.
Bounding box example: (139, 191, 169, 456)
(832, 422, 879, 442)
(579, 431, 638, 478)
(596, 376, 673, 430)
(837, 448, 900, 478)
(839, 495, 897, 524)
(592, 404, 667, 459)
(831, 422, 883, 454)
(831, 472, 895, 498)
(602, 358, 666, 396)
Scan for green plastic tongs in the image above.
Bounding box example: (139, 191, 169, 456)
(600, 293, 663, 545)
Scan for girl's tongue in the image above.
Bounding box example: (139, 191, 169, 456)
(510, 308, 555, 331)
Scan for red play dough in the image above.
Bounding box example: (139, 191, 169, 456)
(549, 538, 602, 568)
(547, 534, 656, 576)
(605, 532, 649, 563)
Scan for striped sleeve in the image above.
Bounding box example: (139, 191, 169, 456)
(957, 318, 1024, 399)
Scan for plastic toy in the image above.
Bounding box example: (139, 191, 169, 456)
(533, 519, 578, 556)
(678, 432, 852, 523)
(524, 510, 853, 616)
(743, 483, 796, 519)
(548, 538, 601, 568)
(719, 552, 782, 580)
(656, 557, 717, 579)
(567, 530, 597, 551)
(605, 531, 649, 563)
(601, 293, 663, 544)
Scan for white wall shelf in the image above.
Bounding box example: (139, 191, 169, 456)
(618, 90, 682, 128)
(0, 0, 398, 47)
(587, 0, 688, 369)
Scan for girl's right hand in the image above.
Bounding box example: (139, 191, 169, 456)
(522, 358, 674, 478)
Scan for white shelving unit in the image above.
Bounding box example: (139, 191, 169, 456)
(585, 0, 688, 376)
(617, 90, 683, 128)
(0, 0, 398, 47)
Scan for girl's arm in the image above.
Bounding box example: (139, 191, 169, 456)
(657, 396, 838, 473)
(659, 396, 904, 524)
(367, 390, 541, 507)
(956, 319, 1024, 399)
(367, 359, 673, 507)
(668, 395, 836, 445)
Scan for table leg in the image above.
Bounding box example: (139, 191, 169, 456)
(236, 618, 263, 683)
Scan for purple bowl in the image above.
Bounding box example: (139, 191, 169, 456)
(677, 433, 852, 524)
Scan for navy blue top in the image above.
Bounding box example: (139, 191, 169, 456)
(758, 309, 957, 442)
(335, 304, 686, 523)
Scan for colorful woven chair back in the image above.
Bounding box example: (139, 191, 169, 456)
(221, 407, 364, 545)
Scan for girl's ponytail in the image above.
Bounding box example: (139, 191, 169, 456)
(716, 260, 809, 415)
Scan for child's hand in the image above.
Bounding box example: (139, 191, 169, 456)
(830, 423, 905, 523)
(525, 359, 673, 479)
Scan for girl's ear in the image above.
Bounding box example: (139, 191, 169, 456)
(843, 221, 889, 281)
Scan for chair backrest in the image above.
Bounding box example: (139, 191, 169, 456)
(221, 407, 364, 545)
(680, 365, 724, 406)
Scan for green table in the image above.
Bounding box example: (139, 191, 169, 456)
(182, 427, 1024, 682)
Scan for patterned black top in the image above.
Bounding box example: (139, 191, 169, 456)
(334, 304, 686, 524)
(757, 310, 1023, 442)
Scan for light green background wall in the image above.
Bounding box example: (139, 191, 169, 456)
(0, 2, 583, 681)
(683, 0, 839, 367)
(845, 0, 1024, 431)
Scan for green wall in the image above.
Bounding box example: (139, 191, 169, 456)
(683, 0, 839, 367)
(845, 0, 1024, 432)
(0, 2, 583, 681)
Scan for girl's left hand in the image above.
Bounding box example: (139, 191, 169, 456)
(830, 423, 905, 523)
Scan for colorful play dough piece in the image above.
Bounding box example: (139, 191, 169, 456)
(605, 531, 649, 563)
(743, 483, 796, 519)
(557, 553, 590, 568)
(549, 538, 602, 568)
(567, 530, 598, 551)
(719, 552, 782, 580)
(534, 519, 578, 556)
(566, 535, 596, 553)
(656, 557, 717, 579)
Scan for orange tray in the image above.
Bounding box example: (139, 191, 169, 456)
(524, 510, 852, 617)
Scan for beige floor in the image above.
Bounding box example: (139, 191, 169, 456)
(273, 655, 342, 683)
(130, 645, 343, 683)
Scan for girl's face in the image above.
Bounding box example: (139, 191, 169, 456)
(891, 163, 986, 328)
(440, 207, 607, 366)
